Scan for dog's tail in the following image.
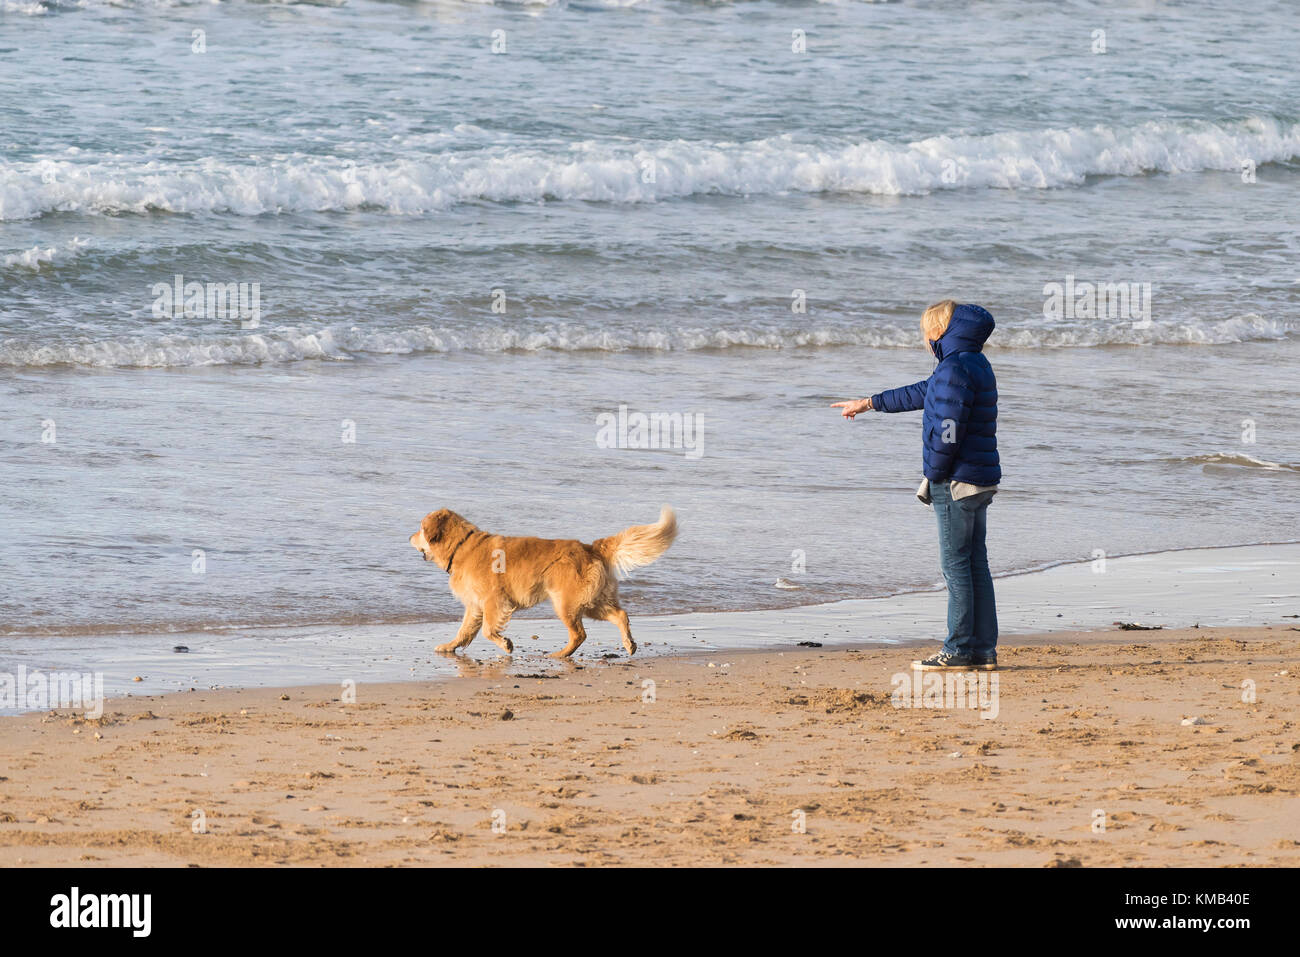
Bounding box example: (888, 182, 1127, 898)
(594, 506, 678, 577)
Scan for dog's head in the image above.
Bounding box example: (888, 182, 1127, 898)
(409, 509, 473, 568)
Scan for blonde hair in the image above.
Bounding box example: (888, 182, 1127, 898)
(921, 299, 957, 344)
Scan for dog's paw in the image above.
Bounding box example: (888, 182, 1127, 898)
(623, 639, 637, 656)
(434, 642, 460, 654)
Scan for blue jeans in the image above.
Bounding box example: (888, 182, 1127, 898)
(931, 481, 998, 658)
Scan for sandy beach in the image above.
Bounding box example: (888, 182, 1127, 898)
(2, 623, 1296, 867)
(6, 0, 1300, 908)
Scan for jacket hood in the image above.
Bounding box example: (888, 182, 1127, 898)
(931, 304, 995, 360)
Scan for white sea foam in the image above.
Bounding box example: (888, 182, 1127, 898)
(2, 313, 1292, 368)
(3, 117, 1296, 220)
(54, 0, 343, 7)
(1, 237, 89, 271)
(995, 313, 1295, 348)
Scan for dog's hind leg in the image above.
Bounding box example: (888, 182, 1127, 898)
(601, 605, 637, 656)
(544, 593, 586, 658)
(551, 614, 588, 659)
(436, 606, 483, 654)
(482, 600, 515, 654)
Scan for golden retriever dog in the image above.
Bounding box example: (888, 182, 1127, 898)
(409, 506, 677, 658)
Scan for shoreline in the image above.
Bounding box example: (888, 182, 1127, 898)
(12, 534, 1300, 640)
(2, 624, 1297, 866)
(2, 541, 1298, 710)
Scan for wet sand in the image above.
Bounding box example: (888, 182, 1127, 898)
(1, 625, 1297, 867)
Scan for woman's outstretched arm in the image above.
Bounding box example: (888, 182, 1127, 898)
(831, 376, 928, 418)
(871, 378, 929, 413)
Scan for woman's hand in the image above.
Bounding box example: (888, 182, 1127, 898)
(831, 397, 872, 419)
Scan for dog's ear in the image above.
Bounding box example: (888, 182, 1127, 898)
(422, 510, 449, 544)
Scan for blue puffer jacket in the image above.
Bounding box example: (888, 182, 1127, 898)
(870, 304, 1000, 486)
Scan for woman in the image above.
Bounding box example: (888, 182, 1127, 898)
(832, 300, 1001, 671)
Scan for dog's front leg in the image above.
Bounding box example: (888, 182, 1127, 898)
(436, 607, 483, 654)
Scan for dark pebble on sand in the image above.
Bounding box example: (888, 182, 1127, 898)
(173, 645, 189, 653)
(797, 641, 822, 648)
(501, 710, 514, 721)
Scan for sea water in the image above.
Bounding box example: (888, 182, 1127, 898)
(1, 0, 1297, 647)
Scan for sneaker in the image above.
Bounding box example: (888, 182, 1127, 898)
(911, 651, 972, 671)
(969, 654, 998, 671)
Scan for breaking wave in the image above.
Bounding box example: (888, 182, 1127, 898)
(2, 313, 1292, 368)
(1172, 453, 1300, 473)
(4, 116, 1297, 220)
